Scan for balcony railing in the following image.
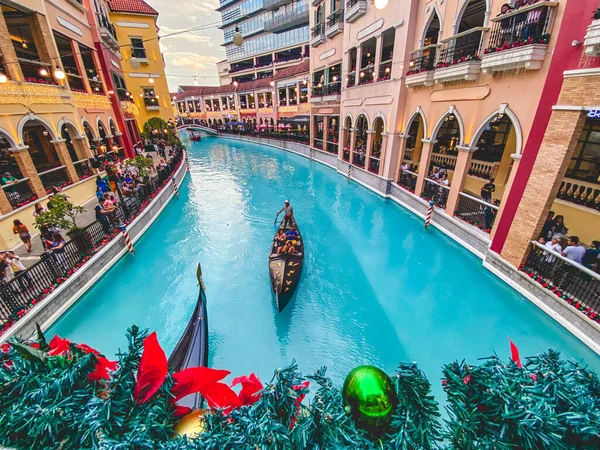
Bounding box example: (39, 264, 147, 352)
(556, 178, 600, 212)
(486, 2, 554, 53)
(18, 59, 56, 84)
(521, 240, 600, 319)
(407, 45, 439, 75)
(368, 156, 380, 174)
(397, 169, 417, 193)
(431, 153, 457, 171)
(264, 5, 309, 33)
(39, 166, 71, 194)
(66, 71, 86, 92)
(74, 159, 93, 181)
(421, 178, 450, 208)
(377, 60, 392, 81)
(436, 27, 486, 68)
(468, 160, 498, 179)
(325, 141, 338, 154)
(2, 178, 37, 209)
(327, 10, 344, 27)
(313, 81, 341, 97)
(345, 0, 366, 22)
(311, 23, 325, 38)
(352, 150, 365, 169)
(454, 192, 499, 233)
(346, 72, 355, 87)
(230, 64, 254, 73)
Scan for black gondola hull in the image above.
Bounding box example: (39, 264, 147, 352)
(269, 218, 304, 312)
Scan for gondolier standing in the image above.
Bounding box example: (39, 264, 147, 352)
(277, 200, 294, 229)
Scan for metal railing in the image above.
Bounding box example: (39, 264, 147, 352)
(66, 71, 86, 92)
(421, 178, 450, 208)
(397, 169, 417, 193)
(368, 156, 380, 174)
(407, 45, 439, 75)
(522, 240, 600, 318)
(327, 10, 344, 27)
(0, 150, 184, 328)
(264, 5, 309, 29)
(346, 72, 355, 87)
(74, 159, 93, 180)
(39, 166, 71, 194)
(2, 178, 36, 210)
(437, 27, 486, 67)
(325, 141, 337, 154)
(352, 151, 365, 169)
(311, 23, 325, 38)
(218, 129, 310, 144)
(486, 3, 554, 52)
(342, 148, 350, 161)
(454, 192, 499, 233)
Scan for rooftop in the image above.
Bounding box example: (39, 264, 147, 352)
(109, 0, 159, 15)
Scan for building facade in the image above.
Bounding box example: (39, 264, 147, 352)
(108, 0, 173, 132)
(216, 0, 310, 85)
(0, 0, 124, 248)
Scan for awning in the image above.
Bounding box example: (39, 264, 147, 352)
(278, 115, 309, 124)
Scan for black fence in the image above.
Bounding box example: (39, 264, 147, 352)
(3, 180, 36, 210)
(486, 4, 553, 52)
(397, 170, 417, 193)
(0, 150, 184, 329)
(420, 179, 449, 208)
(74, 161, 93, 180)
(522, 242, 600, 318)
(454, 193, 498, 233)
(437, 29, 484, 67)
(407, 47, 438, 75)
(40, 167, 71, 194)
(352, 151, 365, 169)
(311, 24, 325, 38)
(327, 10, 344, 27)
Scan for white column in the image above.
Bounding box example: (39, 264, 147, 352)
(355, 45, 362, 87)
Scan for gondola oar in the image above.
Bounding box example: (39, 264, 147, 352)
(274, 211, 280, 226)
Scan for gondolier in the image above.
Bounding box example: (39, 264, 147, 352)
(277, 200, 294, 229)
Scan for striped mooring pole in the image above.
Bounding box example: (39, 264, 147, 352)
(347, 164, 351, 180)
(171, 176, 180, 198)
(185, 151, 191, 173)
(424, 199, 434, 229)
(119, 223, 135, 255)
(309, 148, 314, 160)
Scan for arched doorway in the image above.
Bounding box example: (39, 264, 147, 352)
(97, 120, 110, 154)
(83, 121, 97, 156)
(109, 120, 125, 159)
(421, 113, 462, 207)
(441, 0, 487, 66)
(0, 131, 35, 209)
(412, 10, 441, 73)
(342, 116, 352, 162)
(454, 112, 518, 232)
(22, 119, 71, 193)
(61, 124, 80, 162)
(353, 114, 368, 169)
(404, 114, 425, 173)
(369, 116, 384, 174)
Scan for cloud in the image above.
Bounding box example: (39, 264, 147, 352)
(152, 0, 219, 17)
(159, 26, 216, 46)
(166, 51, 222, 72)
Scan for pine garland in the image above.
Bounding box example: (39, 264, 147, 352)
(1, 327, 600, 449)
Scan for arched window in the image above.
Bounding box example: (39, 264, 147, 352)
(61, 124, 80, 162)
(353, 115, 368, 169)
(369, 117, 384, 174)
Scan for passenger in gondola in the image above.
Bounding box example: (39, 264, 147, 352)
(285, 226, 299, 240)
(277, 241, 298, 255)
(273, 229, 286, 253)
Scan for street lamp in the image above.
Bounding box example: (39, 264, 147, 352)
(232, 26, 243, 47)
(373, 0, 388, 9)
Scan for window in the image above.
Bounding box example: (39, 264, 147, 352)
(130, 37, 147, 59)
(567, 117, 600, 183)
(143, 87, 158, 107)
(112, 72, 128, 100)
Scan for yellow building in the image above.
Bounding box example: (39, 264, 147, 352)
(108, 0, 172, 132)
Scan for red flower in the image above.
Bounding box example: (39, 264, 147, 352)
(530, 373, 538, 381)
(48, 335, 72, 356)
(88, 356, 118, 381)
(77, 343, 100, 355)
(0, 343, 10, 353)
(133, 332, 168, 404)
(290, 381, 310, 429)
(231, 373, 263, 405)
(463, 374, 471, 385)
(171, 367, 231, 404)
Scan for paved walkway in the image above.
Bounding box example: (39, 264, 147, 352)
(9, 150, 170, 269)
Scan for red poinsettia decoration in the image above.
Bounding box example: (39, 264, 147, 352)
(89, 356, 119, 381)
(509, 338, 522, 368)
(134, 332, 168, 404)
(48, 335, 72, 356)
(231, 373, 263, 406)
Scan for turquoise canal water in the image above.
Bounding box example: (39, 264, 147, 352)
(50, 137, 600, 401)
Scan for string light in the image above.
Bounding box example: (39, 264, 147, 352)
(148, 76, 154, 83)
(0, 72, 7, 84)
(54, 67, 65, 80)
(39, 68, 48, 77)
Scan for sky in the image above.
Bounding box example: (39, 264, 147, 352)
(146, 0, 226, 91)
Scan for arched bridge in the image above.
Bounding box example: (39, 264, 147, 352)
(177, 124, 218, 136)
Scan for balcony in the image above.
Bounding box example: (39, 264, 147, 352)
(72, 92, 112, 110)
(0, 80, 68, 106)
(584, 19, 600, 56)
(482, 2, 557, 73)
(96, 13, 119, 51)
(265, 5, 309, 34)
(405, 45, 439, 88)
(311, 24, 325, 47)
(326, 10, 344, 38)
(264, 0, 290, 10)
(345, 0, 366, 23)
(556, 178, 600, 212)
(434, 28, 486, 83)
(144, 97, 160, 110)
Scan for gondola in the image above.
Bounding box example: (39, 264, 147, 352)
(269, 217, 304, 312)
(189, 131, 201, 141)
(167, 262, 209, 409)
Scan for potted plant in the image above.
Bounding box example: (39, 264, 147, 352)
(34, 194, 88, 252)
(594, 7, 600, 21)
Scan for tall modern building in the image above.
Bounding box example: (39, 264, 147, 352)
(216, 0, 310, 85)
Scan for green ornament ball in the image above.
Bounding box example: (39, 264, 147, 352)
(342, 365, 397, 433)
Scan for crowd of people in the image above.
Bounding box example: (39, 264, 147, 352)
(498, 0, 543, 16)
(537, 211, 600, 273)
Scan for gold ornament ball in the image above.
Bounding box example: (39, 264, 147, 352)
(172, 409, 206, 439)
(342, 365, 397, 432)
